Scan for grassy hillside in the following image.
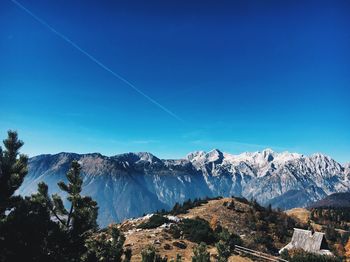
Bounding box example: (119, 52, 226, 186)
(117, 197, 306, 261)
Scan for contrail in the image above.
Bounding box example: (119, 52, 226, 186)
(10, 0, 182, 121)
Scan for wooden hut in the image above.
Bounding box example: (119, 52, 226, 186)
(279, 228, 333, 256)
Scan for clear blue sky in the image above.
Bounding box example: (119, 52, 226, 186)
(1, 0, 349, 162)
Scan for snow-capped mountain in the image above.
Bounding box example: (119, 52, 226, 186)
(18, 149, 349, 226)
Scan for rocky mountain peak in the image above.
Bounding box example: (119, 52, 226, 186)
(135, 152, 160, 163)
(308, 153, 343, 172)
(186, 149, 224, 166)
(112, 152, 160, 164)
(19, 149, 349, 226)
(310, 153, 330, 161)
(262, 148, 275, 162)
(207, 149, 224, 162)
(186, 151, 207, 161)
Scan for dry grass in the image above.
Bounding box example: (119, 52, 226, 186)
(285, 208, 326, 231)
(178, 198, 252, 236)
(123, 228, 197, 261)
(119, 198, 254, 261)
(228, 255, 253, 262)
(122, 226, 253, 261)
(119, 197, 303, 261)
(285, 208, 310, 224)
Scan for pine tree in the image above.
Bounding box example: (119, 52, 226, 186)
(169, 254, 182, 262)
(82, 224, 131, 262)
(0, 132, 103, 262)
(31, 161, 98, 261)
(44, 160, 98, 260)
(219, 228, 242, 250)
(192, 242, 210, 262)
(175, 254, 182, 262)
(141, 246, 156, 262)
(0, 130, 28, 216)
(124, 248, 132, 262)
(216, 240, 230, 262)
(0, 132, 65, 262)
(141, 246, 167, 262)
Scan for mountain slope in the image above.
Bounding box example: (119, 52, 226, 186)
(308, 192, 350, 208)
(119, 197, 298, 261)
(18, 149, 350, 226)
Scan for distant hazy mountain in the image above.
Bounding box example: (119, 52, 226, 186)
(308, 192, 350, 208)
(17, 149, 350, 226)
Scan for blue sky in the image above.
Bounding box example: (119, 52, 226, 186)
(1, 0, 349, 162)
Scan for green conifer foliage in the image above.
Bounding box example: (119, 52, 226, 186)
(0, 131, 64, 262)
(141, 246, 168, 262)
(0, 130, 28, 216)
(45, 160, 99, 260)
(216, 240, 230, 262)
(82, 225, 131, 262)
(192, 242, 210, 262)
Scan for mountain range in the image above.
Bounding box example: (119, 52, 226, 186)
(17, 149, 350, 226)
(308, 192, 350, 208)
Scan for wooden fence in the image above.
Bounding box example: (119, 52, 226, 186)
(234, 245, 288, 262)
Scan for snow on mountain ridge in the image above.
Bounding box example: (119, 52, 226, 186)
(186, 148, 302, 164)
(19, 149, 349, 226)
(224, 149, 302, 166)
(186, 148, 304, 178)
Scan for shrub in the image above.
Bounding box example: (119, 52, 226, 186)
(216, 240, 230, 262)
(141, 245, 167, 262)
(82, 225, 131, 262)
(168, 224, 181, 239)
(233, 196, 250, 205)
(138, 215, 169, 229)
(178, 218, 216, 244)
(253, 232, 276, 252)
(169, 197, 223, 216)
(192, 242, 210, 262)
(218, 228, 243, 251)
(286, 249, 341, 262)
(169, 254, 182, 262)
(170, 198, 208, 215)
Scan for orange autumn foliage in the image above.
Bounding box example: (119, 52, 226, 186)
(210, 215, 218, 230)
(345, 238, 350, 261)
